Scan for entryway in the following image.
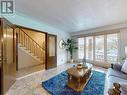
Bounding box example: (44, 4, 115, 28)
(15, 26, 46, 78)
(0, 18, 57, 95)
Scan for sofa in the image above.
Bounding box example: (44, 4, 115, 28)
(104, 63, 127, 95)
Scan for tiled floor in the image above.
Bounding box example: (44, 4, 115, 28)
(16, 64, 45, 78)
(6, 63, 107, 95)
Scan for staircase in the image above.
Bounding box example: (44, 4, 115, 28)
(16, 28, 45, 64)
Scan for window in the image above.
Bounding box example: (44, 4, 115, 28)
(86, 37, 93, 60)
(78, 33, 119, 63)
(95, 35, 104, 61)
(107, 34, 118, 63)
(78, 38, 84, 59)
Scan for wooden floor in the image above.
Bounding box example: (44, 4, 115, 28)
(6, 63, 107, 95)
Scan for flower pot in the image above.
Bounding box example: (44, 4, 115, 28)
(70, 59, 74, 63)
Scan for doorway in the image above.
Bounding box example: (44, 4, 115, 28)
(0, 18, 58, 94)
(15, 26, 46, 78)
(46, 34, 57, 69)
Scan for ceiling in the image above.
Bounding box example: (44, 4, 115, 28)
(16, 0, 127, 33)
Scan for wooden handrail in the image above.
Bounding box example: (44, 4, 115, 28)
(19, 28, 45, 51)
(17, 28, 45, 62)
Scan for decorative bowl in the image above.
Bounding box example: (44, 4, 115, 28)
(77, 64, 83, 69)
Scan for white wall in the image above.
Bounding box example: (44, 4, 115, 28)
(3, 13, 70, 66)
(18, 46, 42, 69)
(70, 22, 127, 36)
(57, 32, 69, 65)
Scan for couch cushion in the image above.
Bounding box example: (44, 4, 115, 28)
(107, 68, 127, 80)
(112, 63, 122, 71)
(120, 83, 127, 92)
(121, 59, 127, 74)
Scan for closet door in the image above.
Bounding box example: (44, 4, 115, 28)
(0, 18, 16, 94)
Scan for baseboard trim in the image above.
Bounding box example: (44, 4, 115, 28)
(16, 70, 45, 80)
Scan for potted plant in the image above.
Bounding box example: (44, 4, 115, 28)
(118, 56, 127, 63)
(65, 39, 78, 63)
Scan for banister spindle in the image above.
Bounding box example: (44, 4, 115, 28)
(25, 34, 26, 47)
(24, 34, 25, 47)
(30, 40, 32, 53)
(21, 31, 23, 44)
(26, 35, 27, 49)
(17, 28, 45, 63)
(18, 29, 20, 43)
(23, 32, 24, 46)
(24, 33, 25, 47)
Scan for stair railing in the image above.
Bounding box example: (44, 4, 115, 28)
(17, 28, 45, 62)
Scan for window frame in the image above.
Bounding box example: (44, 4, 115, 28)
(77, 32, 120, 63)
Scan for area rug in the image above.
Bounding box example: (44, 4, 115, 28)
(42, 71, 106, 95)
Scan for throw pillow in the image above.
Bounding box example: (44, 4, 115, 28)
(121, 83, 127, 92)
(120, 83, 127, 94)
(121, 59, 127, 74)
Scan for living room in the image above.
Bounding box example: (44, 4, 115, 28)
(0, 0, 127, 95)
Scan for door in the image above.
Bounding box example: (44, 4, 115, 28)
(46, 34, 57, 69)
(0, 18, 16, 94)
(0, 19, 2, 95)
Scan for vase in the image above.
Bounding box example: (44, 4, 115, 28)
(70, 59, 74, 63)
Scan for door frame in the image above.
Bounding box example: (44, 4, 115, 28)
(0, 18, 2, 95)
(16, 32, 18, 71)
(46, 34, 57, 69)
(0, 18, 57, 95)
(13, 25, 58, 70)
(14, 25, 47, 71)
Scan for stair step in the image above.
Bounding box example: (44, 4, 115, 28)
(18, 43, 44, 63)
(24, 48, 29, 50)
(18, 43, 23, 46)
(19, 45, 24, 47)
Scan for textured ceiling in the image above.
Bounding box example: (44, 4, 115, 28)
(16, 0, 127, 33)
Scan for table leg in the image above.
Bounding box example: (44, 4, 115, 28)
(77, 78, 81, 89)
